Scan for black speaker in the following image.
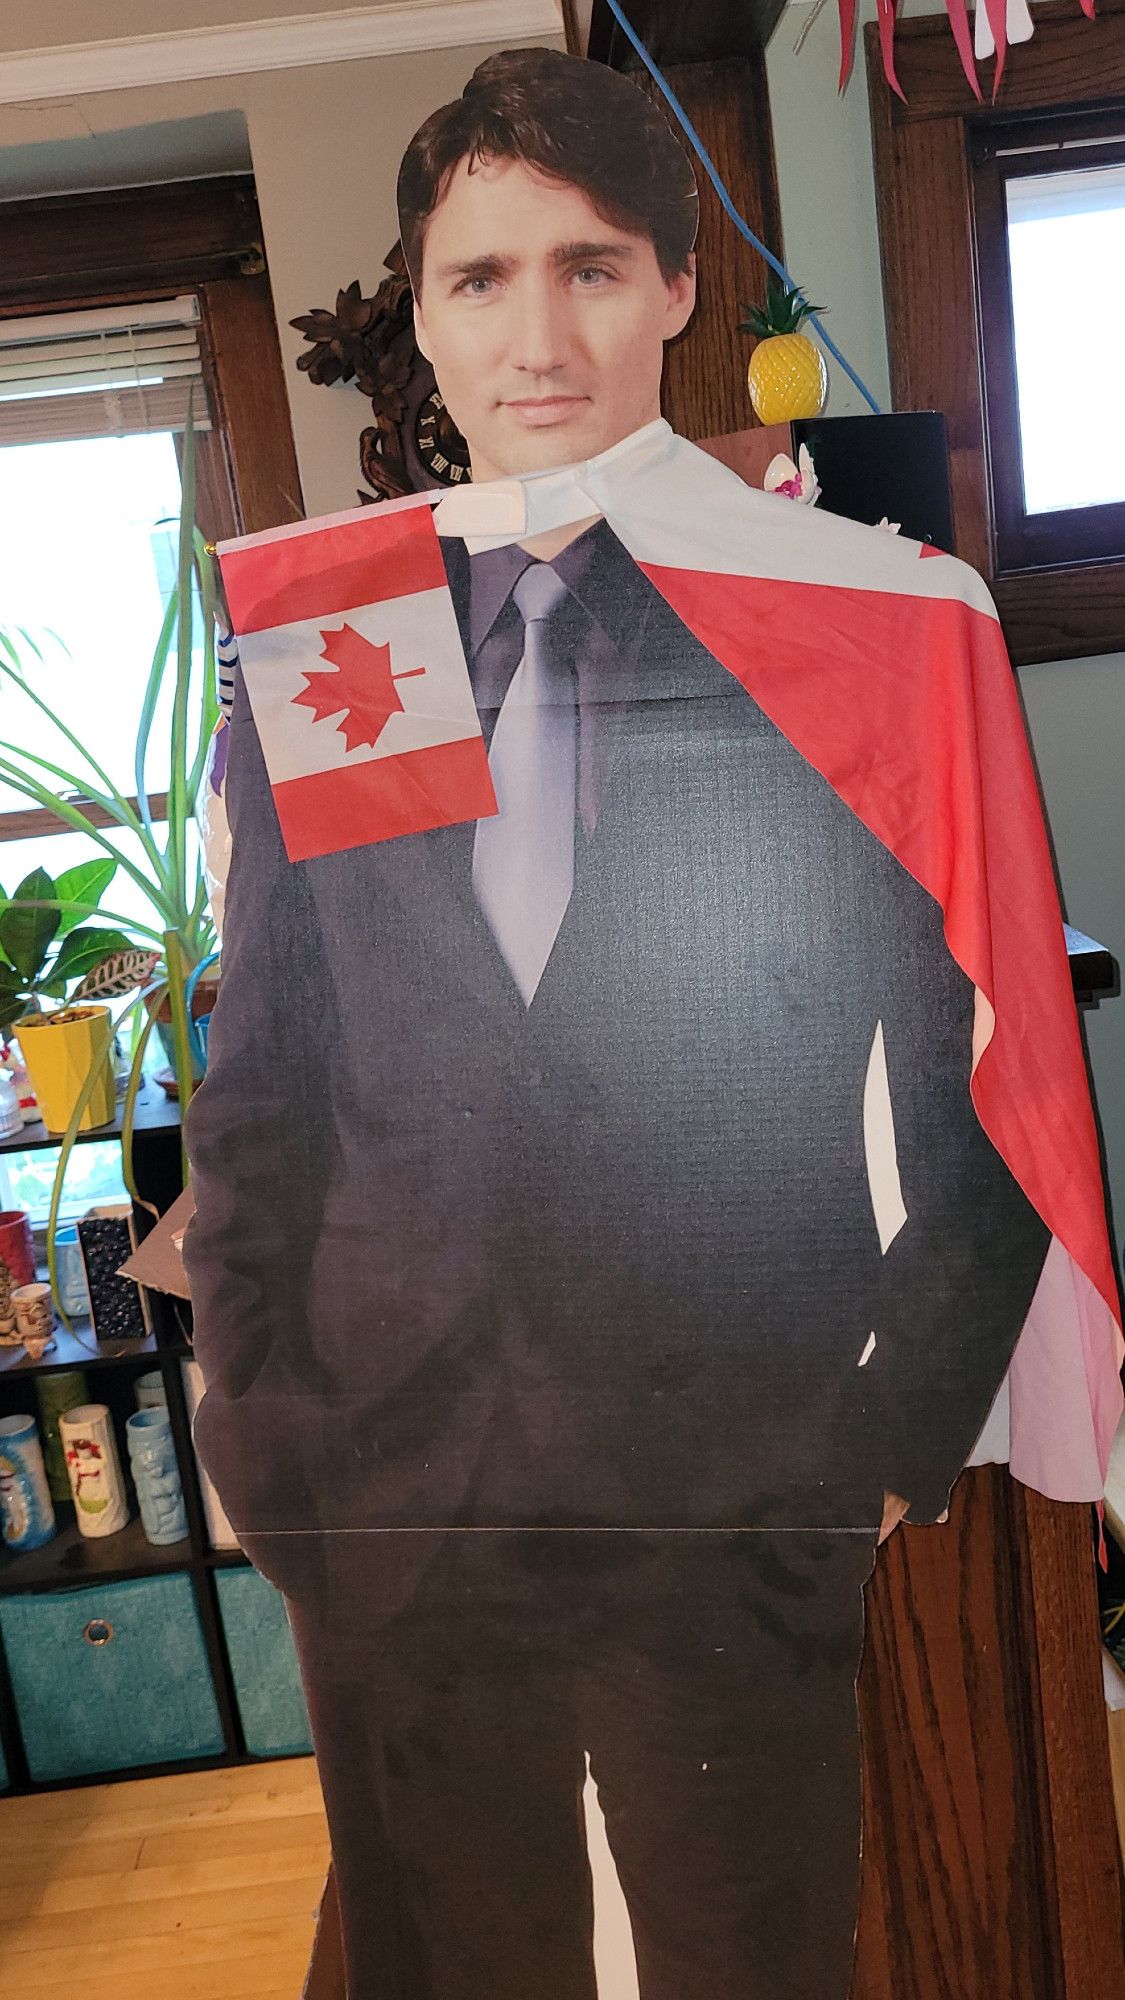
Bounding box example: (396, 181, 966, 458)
(790, 412, 954, 554)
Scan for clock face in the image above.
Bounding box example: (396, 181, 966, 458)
(414, 388, 472, 486)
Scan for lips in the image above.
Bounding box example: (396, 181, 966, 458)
(503, 396, 587, 426)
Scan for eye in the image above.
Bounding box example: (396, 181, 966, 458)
(453, 273, 496, 298)
(572, 265, 614, 287)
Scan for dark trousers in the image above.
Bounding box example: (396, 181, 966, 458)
(286, 1531, 876, 2000)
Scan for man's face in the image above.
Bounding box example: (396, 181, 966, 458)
(412, 156, 695, 483)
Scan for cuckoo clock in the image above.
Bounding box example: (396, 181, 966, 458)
(291, 244, 472, 503)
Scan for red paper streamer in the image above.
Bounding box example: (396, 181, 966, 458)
(857, 0, 1100, 101)
(876, 0, 907, 103)
(983, 0, 1009, 97)
(838, 0, 858, 92)
(945, 0, 983, 101)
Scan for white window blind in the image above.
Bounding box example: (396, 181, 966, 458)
(0, 294, 210, 447)
(1006, 160, 1125, 227)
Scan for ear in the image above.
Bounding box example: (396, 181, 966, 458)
(413, 297, 433, 365)
(663, 255, 697, 342)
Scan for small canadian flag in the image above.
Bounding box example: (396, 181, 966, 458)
(217, 498, 496, 862)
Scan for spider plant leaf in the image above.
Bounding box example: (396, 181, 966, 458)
(187, 605, 220, 804)
(0, 749, 175, 919)
(134, 586, 178, 839)
(0, 736, 148, 853)
(46, 990, 145, 1330)
(119, 990, 165, 1206)
(0, 652, 142, 834)
(168, 400, 198, 921)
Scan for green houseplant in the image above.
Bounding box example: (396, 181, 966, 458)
(0, 857, 159, 1137)
(0, 858, 154, 1034)
(0, 407, 222, 1321)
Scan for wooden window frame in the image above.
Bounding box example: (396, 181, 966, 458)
(0, 175, 302, 844)
(973, 107, 1125, 572)
(866, 0, 1125, 664)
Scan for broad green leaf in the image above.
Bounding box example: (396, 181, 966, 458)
(53, 859, 118, 938)
(1, 868, 61, 982)
(0, 977, 30, 1033)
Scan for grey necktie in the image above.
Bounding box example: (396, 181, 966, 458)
(472, 563, 577, 1005)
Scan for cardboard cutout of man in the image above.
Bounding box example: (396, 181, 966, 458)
(183, 48, 1115, 2000)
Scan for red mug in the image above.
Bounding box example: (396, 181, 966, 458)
(0, 1211, 35, 1290)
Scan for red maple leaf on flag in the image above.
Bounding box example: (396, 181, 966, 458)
(291, 623, 425, 753)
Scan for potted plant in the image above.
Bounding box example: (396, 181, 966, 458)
(0, 408, 223, 1318)
(0, 860, 159, 1134)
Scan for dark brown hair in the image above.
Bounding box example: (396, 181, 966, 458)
(397, 47, 698, 291)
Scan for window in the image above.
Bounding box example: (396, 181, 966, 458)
(866, 14, 1125, 664)
(0, 174, 301, 1203)
(0, 1142, 128, 1224)
(972, 110, 1125, 573)
(0, 290, 210, 852)
(0, 294, 214, 1155)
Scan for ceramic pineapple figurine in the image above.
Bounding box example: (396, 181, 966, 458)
(740, 278, 828, 425)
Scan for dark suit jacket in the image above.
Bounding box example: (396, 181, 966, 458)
(182, 520, 1049, 1602)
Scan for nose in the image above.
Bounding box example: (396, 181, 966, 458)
(509, 274, 570, 379)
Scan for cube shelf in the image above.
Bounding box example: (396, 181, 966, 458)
(0, 1089, 300, 1795)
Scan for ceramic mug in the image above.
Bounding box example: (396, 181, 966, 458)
(0, 1210, 35, 1290)
(12, 1282, 56, 1357)
(0, 1414, 56, 1551)
(59, 1403, 130, 1537)
(134, 1370, 167, 1410)
(0, 1210, 35, 1342)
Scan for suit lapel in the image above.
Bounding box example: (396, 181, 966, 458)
(365, 817, 526, 1025)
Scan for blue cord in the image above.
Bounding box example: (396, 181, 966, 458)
(600, 0, 882, 415)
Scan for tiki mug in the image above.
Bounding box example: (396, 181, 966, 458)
(134, 1370, 167, 1411)
(0, 1261, 16, 1345)
(125, 1408, 188, 1547)
(12, 1282, 56, 1358)
(0, 1414, 56, 1551)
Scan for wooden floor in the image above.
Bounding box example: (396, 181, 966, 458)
(0, 1755, 330, 1998)
(5, 1719, 1120, 1998)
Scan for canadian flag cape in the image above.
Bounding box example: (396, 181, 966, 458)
(218, 418, 1123, 1505)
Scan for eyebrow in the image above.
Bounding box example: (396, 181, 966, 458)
(434, 240, 639, 284)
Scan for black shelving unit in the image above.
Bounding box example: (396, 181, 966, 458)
(0, 1077, 283, 1798)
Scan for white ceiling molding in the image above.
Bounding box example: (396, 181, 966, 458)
(0, 0, 565, 106)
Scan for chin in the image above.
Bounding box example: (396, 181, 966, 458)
(474, 412, 642, 482)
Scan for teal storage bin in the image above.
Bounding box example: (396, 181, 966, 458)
(0, 1574, 225, 1782)
(215, 1566, 313, 1758)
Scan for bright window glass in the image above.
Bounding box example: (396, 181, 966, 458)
(1006, 162, 1125, 514)
(0, 1141, 127, 1223)
(0, 429, 203, 815)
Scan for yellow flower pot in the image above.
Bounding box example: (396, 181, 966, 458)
(16, 1006, 116, 1135)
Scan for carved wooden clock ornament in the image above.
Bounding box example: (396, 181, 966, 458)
(291, 245, 472, 504)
